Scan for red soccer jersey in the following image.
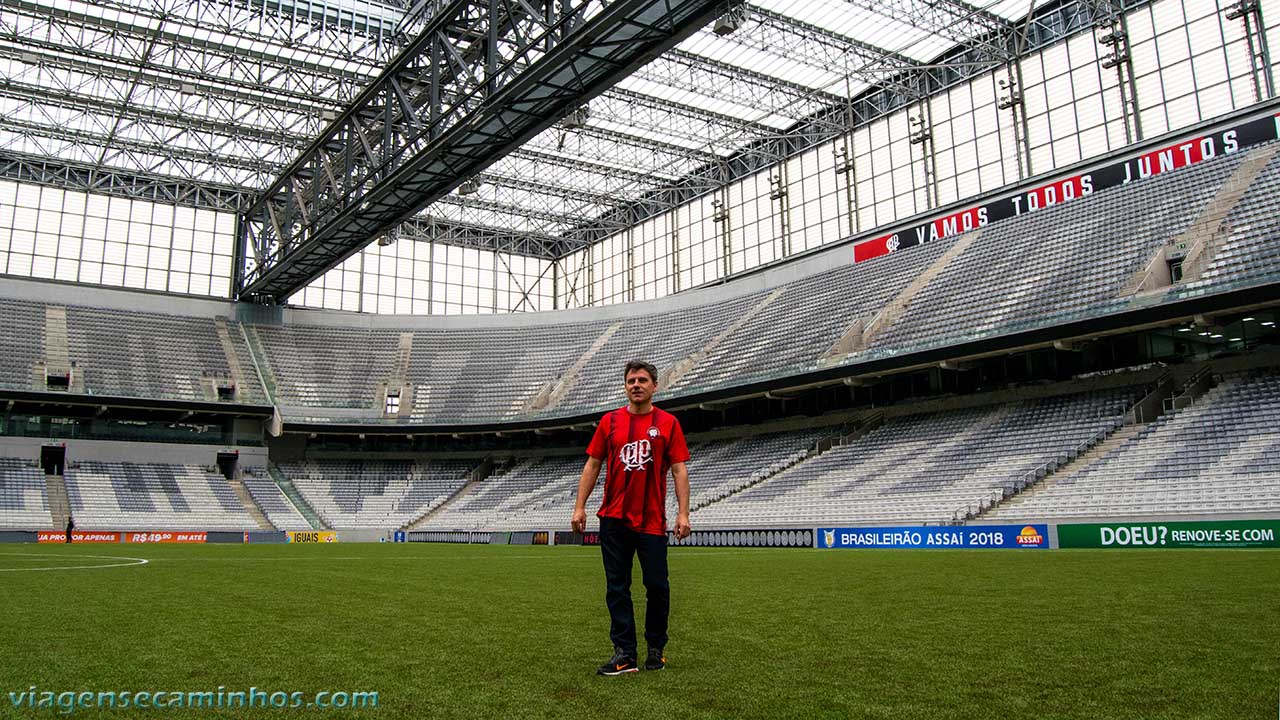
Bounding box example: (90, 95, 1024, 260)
(586, 406, 690, 535)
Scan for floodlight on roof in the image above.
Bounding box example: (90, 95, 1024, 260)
(908, 115, 930, 146)
(458, 178, 482, 196)
(713, 6, 747, 36)
(1225, 1, 1257, 20)
(997, 79, 1021, 109)
(559, 105, 591, 130)
(1097, 30, 1127, 46)
(712, 198, 729, 223)
(1101, 52, 1128, 69)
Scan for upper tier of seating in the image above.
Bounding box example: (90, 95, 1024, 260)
(0, 298, 266, 404)
(988, 369, 1280, 520)
(1, 140, 1277, 424)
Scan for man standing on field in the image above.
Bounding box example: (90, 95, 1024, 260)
(572, 360, 691, 676)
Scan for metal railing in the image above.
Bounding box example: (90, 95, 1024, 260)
(1163, 366, 1214, 413)
(949, 423, 1117, 524)
(811, 411, 884, 455)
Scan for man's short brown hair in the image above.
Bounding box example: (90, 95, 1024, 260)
(623, 359, 658, 383)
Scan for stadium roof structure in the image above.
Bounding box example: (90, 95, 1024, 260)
(0, 0, 1128, 302)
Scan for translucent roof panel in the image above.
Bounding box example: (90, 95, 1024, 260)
(1, 0, 1046, 254)
(746, 0, 950, 64)
(988, 0, 1038, 21)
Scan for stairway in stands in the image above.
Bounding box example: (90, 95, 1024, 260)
(213, 317, 251, 401)
(267, 464, 325, 530)
(980, 424, 1145, 521)
(695, 413, 883, 511)
(976, 369, 1212, 522)
(227, 476, 277, 531)
(45, 474, 70, 529)
(408, 458, 497, 529)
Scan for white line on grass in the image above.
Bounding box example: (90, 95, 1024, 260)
(0, 553, 149, 572)
(133, 549, 784, 562)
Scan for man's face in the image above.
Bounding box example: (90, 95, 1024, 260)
(625, 369, 656, 406)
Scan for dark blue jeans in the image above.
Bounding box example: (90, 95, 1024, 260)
(599, 516, 669, 655)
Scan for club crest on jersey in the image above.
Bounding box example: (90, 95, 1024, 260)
(619, 438, 652, 471)
(647, 426, 660, 439)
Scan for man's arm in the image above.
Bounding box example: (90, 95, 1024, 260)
(571, 457, 603, 533)
(672, 461, 691, 539)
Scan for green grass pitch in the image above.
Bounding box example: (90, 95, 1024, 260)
(0, 543, 1277, 719)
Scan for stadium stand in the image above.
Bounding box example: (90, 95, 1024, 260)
(63, 462, 258, 531)
(407, 324, 609, 422)
(417, 428, 828, 531)
(0, 300, 45, 392)
(869, 151, 1253, 354)
(987, 369, 1280, 520)
(277, 459, 475, 529)
(1184, 149, 1280, 290)
(238, 142, 1280, 422)
(691, 388, 1142, 528)
(662, 241, 951, 394)
(250, 325, 401, 410)
(415, 455, 585, 531)
(0, 457, 53, 530)
(0, 292, 265, 405)
(242, 468, 312, 531)
(0, 143, 1277, 427)
(0, 123, 1278, 536)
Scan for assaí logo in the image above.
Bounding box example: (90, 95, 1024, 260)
(1016, 526, 1045, 546)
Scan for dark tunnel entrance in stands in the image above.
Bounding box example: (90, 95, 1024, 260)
(216, 452, 239, 480)
(40, 444, 65, 475)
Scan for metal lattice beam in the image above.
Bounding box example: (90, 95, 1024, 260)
(559, 0, 1115, 247)
(0, 0, 1140, 282)
(0, 146, 251, 211)
(237, 0, 726, 303)
(0, 147, 569, 258)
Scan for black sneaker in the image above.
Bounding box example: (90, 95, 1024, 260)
(597, 647, 638, 676)
(644, 647, 666, 671)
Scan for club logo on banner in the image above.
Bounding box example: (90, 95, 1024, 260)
(817, 524, 1049, 549)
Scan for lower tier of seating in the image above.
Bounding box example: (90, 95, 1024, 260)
(278, 459, 475, 529)
(0, 457, 52, 529)
(243, 468, 312, 531)
(988, 370, 1280, 520)
(693, 387, 1143, 528)
(65, 461, 258, 531)
(3, 368, 1278, 533)
(416, 428, 830, 532)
